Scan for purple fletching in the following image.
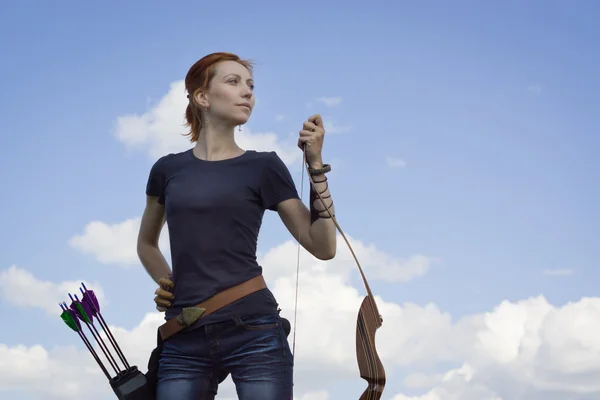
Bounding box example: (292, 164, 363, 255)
(69, 296, 94, 323)
(81, 288, 100, 315)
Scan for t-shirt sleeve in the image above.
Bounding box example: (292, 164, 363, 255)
(260, 151, 300, 211)
(145, 156, 167, 204)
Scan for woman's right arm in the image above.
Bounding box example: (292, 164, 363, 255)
(137, 195, 172, 284)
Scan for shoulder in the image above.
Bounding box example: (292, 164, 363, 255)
(154, 150, 189, 165)
(254, 151, 296, 188)
(251, 150, 289, 170)
(149, 150, 191, 174)
(231, 150, 288, 173)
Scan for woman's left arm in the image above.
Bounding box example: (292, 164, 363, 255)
(277, 114, 337, 260)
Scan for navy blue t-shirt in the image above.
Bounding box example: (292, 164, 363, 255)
(145, 148, 299, 328)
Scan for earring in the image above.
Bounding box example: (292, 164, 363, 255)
(238, 125, 242, 132)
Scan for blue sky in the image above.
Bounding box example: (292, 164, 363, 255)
(1, 1, 599, 399)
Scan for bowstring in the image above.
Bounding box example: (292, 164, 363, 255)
(291, 145, 307, 360)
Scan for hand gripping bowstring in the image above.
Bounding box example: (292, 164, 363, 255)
(291, 144, 387, 400)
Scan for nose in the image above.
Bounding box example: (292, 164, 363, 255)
(240, 84, 252, 99)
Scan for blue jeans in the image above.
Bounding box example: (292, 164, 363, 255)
(156, 313, 293, 399)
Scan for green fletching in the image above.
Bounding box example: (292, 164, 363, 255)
(60, 311, 80, 332)
(74, 302, 91, 324)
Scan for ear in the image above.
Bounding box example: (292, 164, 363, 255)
(193, 90, 209, 109)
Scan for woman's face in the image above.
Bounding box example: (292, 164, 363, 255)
(198, 60, 255, 127)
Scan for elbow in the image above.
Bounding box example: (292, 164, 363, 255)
(320, 252, 336, 261)
(315, 247, 336, 261)
(136, 239, 155, 259)
(313, 236, 337, 260)
(136, 239, 145, 256)
(136, 242, 146, 262)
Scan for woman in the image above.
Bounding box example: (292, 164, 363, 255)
(136, 52, 337, 399)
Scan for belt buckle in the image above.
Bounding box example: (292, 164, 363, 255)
(176, 307, 206, 327)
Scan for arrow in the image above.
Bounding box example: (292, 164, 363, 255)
(80, 283, 131, 369)
(68, 293, 121, 375)
(59, 284, 153, 399)
(59, 302, 111, 380)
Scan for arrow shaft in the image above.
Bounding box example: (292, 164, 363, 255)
(90, 322, 123, 371)
(78, 330, 111, 380)
(81, 286, 131, 369)
(95, 312, 130, 369)
(84, 321, 120, 375)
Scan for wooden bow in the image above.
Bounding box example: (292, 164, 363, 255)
(294, 149, 386, 399)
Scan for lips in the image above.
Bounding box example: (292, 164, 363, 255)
(238, 103, 251, 110)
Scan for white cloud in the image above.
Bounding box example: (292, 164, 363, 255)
(543, 268, 574, 276)
(324, 118, 352, 134)
(298, 390, 330, 400)
(3, 228, 433, 398)
(113, 80, 300, 164)
(70, 213, 434, 285)
(3, 253, 600, 399)
(0, 343, 104, 399)
(306, 97, 342, 108)
(236, 127, 299, 165)
(0, 265, 106, 315)
(386, 156, 406, 168)
(392, 296, 600, 400)
(314, 97, 343, 107)
(68, 217, 170, 267)
(257, 234, 434, 284)
(392, 364, 504, 400)
(527, 83, 544, 94)
(0, 311, 167, 399)
(275, 114, 285, 121)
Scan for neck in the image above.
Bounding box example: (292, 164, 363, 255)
(193, 122, 243, 161)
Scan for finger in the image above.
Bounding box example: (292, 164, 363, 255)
(155, 287, 173, 296)
(155, 288, 174, 300)
(308, 114, 323, 127)
(299, 129, 315, 137)
(154, 296, 172, 308)
(297, 138, 311, 150)
(159, 277, 174, 290)
(297, 136, 314, 149)
(155, 300, 171, 310)
(303, 121, 317, 131)
(154, 294, 171, 305)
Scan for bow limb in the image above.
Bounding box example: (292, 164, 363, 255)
(304, 158, 387, 399)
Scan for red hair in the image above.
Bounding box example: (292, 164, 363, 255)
(184, 52, 254, 142)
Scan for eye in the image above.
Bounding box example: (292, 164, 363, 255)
(228, 78, 238, 84)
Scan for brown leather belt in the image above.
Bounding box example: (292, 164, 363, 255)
(158, 274, 267, 341)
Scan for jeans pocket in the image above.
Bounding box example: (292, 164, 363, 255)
(236, 314, 280, 331)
